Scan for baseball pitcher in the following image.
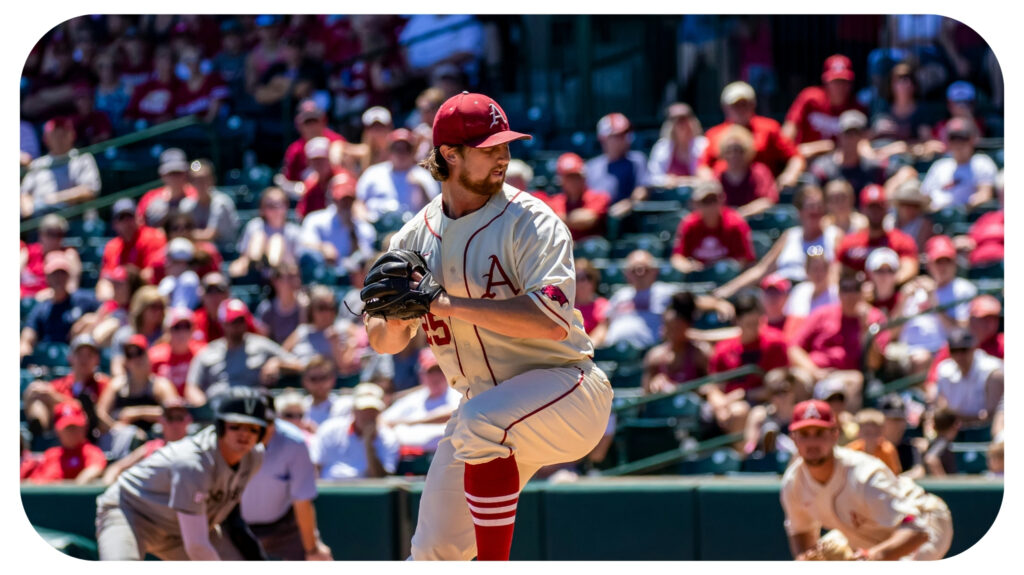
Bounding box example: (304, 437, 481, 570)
(361, 91, 614, 560)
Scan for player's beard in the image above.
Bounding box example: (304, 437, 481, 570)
(458, 168, 504, 197)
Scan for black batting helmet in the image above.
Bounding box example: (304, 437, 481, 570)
(213, 389, 271, 440)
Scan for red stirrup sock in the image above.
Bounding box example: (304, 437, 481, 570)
(464, 454, 520, 561)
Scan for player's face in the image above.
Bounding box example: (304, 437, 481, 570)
(792, 426, 838, 466)
(222, 422, 262, 454)
(454, 144, 510, 197)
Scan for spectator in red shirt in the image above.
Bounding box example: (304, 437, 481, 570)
(21, 214, 82, 299)
(100, 198, 167, 290)
(123, 45, 181, 127)
(136, 148, 198, 228)
(193, 272, 230, 343)
(23, 335, 111, 438)
(23, 400, 107, 484)
(70, 84, 112, 147)
(927, 295, 1004, 386)
(278, 99, 345, 184)
(710, 291, 789, 401)
(713, 124, 778, 218)
(760, 274, 791, 333)
(790, 275, 885, 411)
(698, 81, 805, 188)
(538, 153, 611, 241)
(148, 307, 207, 404)
(573, 259, 609, 337)
(782, 54, 865, 152)
(174, 43, 229, 123)
(671, 180, 755, 275)
(642, 291, 708, 395)
(836, 184, 919, 284)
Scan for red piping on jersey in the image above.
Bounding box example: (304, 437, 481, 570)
(499, 368, 586, 456)
(462, 190, 524, 386)
(450, 326, 467, 377)
(424, 209, 441, 239)
(531, 291, 571, 332)
(473, 326, 499, 386)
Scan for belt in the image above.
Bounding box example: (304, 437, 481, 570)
(248, 506, 296, 530)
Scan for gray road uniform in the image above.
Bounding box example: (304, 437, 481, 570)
(95, 426, 265, 560)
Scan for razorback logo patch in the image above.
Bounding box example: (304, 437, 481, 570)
(540, 285, 569, 307)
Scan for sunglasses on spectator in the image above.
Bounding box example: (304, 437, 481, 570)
(165, 413, 189, 423)
(305, 372, 333, 382)
(576, 274, 593, 283)
(722, 145, 745, 155)
(839, 284, 861, 293)
(170, 224, 195, 232)
(171, 322, 192, 331)
(264, 201, 286, 210)
(627, 266, 649, 275)
(950, 347, 973, 354)
(281, 411, 304, 421)
(125, 348, 146, 360)
(947, 134, 971, 142)
(41, 228, 64, 237)
(873, 267, 896, 275)
(697, 195, 720, 205)
(115, 213, 134, 221)
(205, 285, 227, 294)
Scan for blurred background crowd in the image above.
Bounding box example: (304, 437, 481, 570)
(19, 14, 1003, 486)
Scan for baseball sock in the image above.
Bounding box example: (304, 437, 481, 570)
(464, 454, 520, 561)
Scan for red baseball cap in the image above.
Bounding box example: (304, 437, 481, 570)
(165, 306, 195, 329)
(330, 172, 357, 201)
(925, 235, 956, 262)
(418, 348, 440, 372)
(432, 92, 531, 148)
(596, 113, 631, 138)
(970, 295, 1002, 318)
(556, 152, 586, 176)
(218, 298, 251, 324)
(789, 400, 837, 432)
(760, 273, 792, 293)
(54, 401, 88, 431)
(822, 54, 855, 83)
(859, 184, 886, 206)
(125, 334, 149, 353)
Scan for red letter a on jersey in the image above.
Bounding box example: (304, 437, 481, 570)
(481, 255, 520, 299)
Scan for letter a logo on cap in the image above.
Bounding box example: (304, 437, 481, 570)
(804, 403, 821, 420)
(488, 103, 506, 129)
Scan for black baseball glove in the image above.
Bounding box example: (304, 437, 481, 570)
(360, 249, 446, 320)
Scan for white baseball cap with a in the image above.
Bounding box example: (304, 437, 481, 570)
(361, 106, 393, 127)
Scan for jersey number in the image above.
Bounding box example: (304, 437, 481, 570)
(421, 313, 451, 346)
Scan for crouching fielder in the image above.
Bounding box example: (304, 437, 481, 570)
(781, 400, 953, 561)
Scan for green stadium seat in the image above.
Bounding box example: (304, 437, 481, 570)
(677, 448, 742, 475)
(746, 205, 799, 239)
(751, 231, 774, 260)
(21, 298, 38, 321)
(648, 186, 693, 204)
(684, 259, 743, 284)
(930, 205, 967, 236)
(610, 362, 645, 388)
(953, 445, 988, 474)
(21, 369, 38, 395)
(657, 261, 685, 283)
(396, 453, 434, 476)
(374, 211, 412, 238)
(955, 426, 992, 443)
(642, 392, 701, 433)
(67, 217, 107, 239)
(740, 450, 792, 474)
(611, 234, 667, 259)
(967, 200, 1001, 223)
(967, 260, 1003, 280)
(620, 420, 681, 464)
(594, 340, 647, 363)
(28, 342, 71, 369)
(574, 237, 611, 261)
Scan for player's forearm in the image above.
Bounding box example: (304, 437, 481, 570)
(865, 526, 929, 560)
(292, 499, 320, 553)
(177, 512, 221, 560)
(431, 293, 567, 340)
(789, 532, 819, 559)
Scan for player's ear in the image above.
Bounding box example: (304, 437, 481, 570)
(440, 145, 459, 165)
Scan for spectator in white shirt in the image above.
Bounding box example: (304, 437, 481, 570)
(920, 117, 997, 211)
(310, 383, 399, 480)
(356, 128, 440, 222)
(21, 116, 101, 219)
(300, 354, 348, 430)
(299, 172, 376, 275)
(928, 328, 1003, 438)
(380, 349, 460, 453)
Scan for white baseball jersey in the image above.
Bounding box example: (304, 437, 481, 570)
(389, 183, 593, 400)
(780, 447, 951, 556)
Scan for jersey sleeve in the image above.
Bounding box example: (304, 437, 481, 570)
(784, 89, 811, 127)
(860, 469, 925, 531)
(780, 480, 821, 536)
(168, 460, 212, 516)
(288, 441, 319, 502)
(515, 205, 579, 338)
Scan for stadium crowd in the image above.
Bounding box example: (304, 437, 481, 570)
(20, 15, 1003, 489)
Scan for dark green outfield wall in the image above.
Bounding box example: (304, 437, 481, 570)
(20, 477, 1002, 560)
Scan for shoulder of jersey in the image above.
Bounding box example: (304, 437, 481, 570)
(503, 183, 564, 222)
(836, 446, 887, 478)
(780, 455, 803, 485)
